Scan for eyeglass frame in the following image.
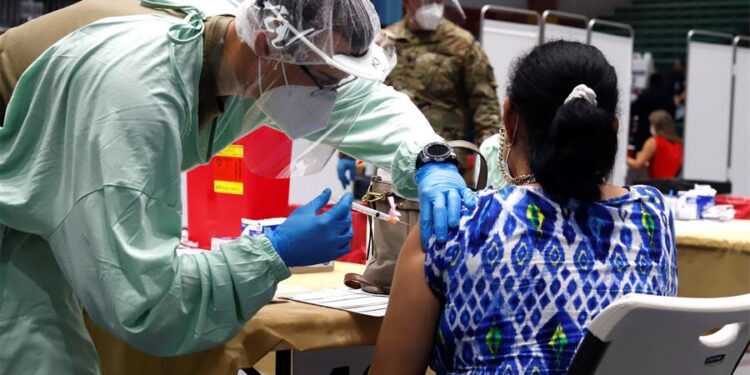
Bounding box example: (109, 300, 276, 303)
(299, 65, 358, 95)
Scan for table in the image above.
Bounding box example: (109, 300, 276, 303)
(87, 262, 380, 375)
(88, 221, 750, 374)
(674, 219, 750, 298)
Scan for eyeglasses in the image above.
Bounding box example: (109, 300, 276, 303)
(299, 65, 357, 94)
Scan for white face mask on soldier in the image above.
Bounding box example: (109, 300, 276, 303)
(257, 62, 337, 139)
(415, 3, 444, 31)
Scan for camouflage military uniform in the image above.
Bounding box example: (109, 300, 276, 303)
(385, 18, 502, 145)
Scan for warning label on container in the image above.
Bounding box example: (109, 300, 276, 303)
(214, 145, 244, 195)
(216, 145, 244, 158)
(215, 157, 242, 182)
(214, 180, 244, 195)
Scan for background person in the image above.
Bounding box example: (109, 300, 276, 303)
(627, 110, 684, 179)
(664, 59, 687, 122)
(383, 0, 502, 145)
(631, 73, 675, 151)
(337, 0, 503, 189)
(370, 41, 677, 375)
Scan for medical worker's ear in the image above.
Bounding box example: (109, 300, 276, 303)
(253, 31, 272, 58)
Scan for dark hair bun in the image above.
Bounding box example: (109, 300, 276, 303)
(531, 99, 618, 202)
(508, 41, 619, 202)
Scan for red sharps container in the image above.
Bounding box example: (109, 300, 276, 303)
(187, 127, 291, 249)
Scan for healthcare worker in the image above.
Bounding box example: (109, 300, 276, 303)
(0, 0, 475, 373)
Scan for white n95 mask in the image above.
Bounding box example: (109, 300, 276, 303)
(257, 62, 338, 139)
(247, 60, 365, 179)
(415, 3, 444, 31)
(259, 86, 337, 139)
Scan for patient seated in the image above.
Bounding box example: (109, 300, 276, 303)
(370, 40, 678, 375)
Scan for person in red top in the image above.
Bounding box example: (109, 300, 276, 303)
(627, 110, 683, 178)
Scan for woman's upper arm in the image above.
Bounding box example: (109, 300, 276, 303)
(371, 225, 441, 375)
(633, 137, 657, 168)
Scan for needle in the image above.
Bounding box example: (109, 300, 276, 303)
(331, 196, 407, 225)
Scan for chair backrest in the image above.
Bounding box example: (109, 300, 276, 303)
(568, 293, 750, 375)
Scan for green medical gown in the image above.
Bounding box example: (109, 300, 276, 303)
(0, 13, 440, 375)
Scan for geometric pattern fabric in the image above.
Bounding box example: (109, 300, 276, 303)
(425, 185, 678, 374)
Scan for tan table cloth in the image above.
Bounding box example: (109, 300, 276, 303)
(88, 262, 380, 375)
(674, 220, 750, 297)
(88, 221, 750, 374)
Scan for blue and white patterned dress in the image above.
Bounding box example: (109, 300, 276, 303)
(424, 185, 678, 374)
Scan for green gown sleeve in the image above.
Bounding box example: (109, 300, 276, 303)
(213, 79, 444, 200)
(47, 187, 290, 355)
(0, 16, 290, 356)
(324, 79, 443, 199)
(42, 87, 291, 355)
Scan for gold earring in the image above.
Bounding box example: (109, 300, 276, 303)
(499, 117, 537, 186)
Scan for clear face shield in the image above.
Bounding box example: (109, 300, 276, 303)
(232, 0, 395, 178)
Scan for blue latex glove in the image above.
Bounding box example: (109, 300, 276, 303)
(337, 158, 357, 189)
(416, 162, 477, 248)
(265, 189, 354, 267)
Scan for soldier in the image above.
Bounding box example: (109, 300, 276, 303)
(385, 0, 502, 145)
(336, 0, 504, 190)
(332, 1, 506, 294)
(0, 0, 478, 371)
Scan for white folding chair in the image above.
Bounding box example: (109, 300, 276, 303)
(568, 293, 750, 375)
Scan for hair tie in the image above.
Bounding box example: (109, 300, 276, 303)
(564, 84, 597, 106)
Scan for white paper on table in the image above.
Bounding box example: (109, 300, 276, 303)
(274, 285, 312, 299)
(283, 287, 389, 317)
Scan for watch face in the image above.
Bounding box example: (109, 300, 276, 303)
(426, 143, 451, 158)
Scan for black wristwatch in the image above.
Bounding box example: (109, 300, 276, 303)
(416, 142, 458, 169)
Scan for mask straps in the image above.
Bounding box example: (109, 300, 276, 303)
(280, 62, 290, 86)
(258, 60, 290, 95)
(257, 59, 264, 95)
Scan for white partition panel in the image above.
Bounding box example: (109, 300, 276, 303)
(730, 45, 750, 195)
(589, 30, 634, 186)
(543, 23, 588, 43)
(684, 41, 735, 181)
(481, 18, 540, 106)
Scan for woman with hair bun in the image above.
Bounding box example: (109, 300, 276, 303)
(371, 40, 678, 375)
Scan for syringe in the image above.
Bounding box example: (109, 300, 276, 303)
(352, 201, 401, 224)
(332, 197, 404, 225)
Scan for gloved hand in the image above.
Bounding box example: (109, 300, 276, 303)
(416, 162, 477, 248)
(337, 157, 357, 189)
(265, 189, 354, 267)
